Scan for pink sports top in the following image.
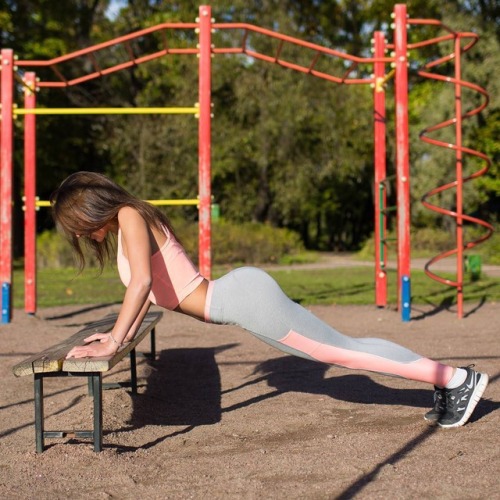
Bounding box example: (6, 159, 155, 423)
(117, 226, 204, 310)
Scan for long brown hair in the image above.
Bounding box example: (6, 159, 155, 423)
(50, 171, 177, 272)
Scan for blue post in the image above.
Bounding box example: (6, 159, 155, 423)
(401, 275, 411, 322)
(2, 282, 11, 323)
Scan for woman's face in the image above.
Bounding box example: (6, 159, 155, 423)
(76, 223, 114, 243)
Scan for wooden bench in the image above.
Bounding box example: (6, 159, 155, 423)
(13, 310, 163, 453)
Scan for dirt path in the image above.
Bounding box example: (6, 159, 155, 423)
(1, 298, 498, 499)
(263, 253, 500, 277)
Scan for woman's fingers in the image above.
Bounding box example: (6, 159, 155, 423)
(83, 332, 109, 343)
(66, 346, 88, 358)
(66, 340, 116, 359)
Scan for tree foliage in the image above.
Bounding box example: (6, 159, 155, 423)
(1, 0, 498, 253)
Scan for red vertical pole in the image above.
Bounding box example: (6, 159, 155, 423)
(24, 72, 37, 315)
(393, 4, 411, 321)
(454, 36, 464, 318)
(198, 5, 212, 279)
(373, 31, 388, 308)
(0, 49, 14, 323)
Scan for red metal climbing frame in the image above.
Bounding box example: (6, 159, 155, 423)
(0, 4, 493, 322)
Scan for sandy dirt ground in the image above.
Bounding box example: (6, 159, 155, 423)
(1, 297, 499, 499)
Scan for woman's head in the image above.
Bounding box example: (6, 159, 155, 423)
(51, 171, 126, 233)
(50, 171, 174, 271)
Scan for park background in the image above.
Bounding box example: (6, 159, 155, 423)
(1, 2, 500, 499)
(1, 0, 499, 280)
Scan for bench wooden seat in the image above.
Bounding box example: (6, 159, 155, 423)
(13, 310, 163, 453)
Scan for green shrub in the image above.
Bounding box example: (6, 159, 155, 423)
(357, 225, 499, 264)
(35, 220, 305, 269)
(36, 230, 109, 269)
(175, 219, 305, 265)
(36, 230, 76, 268)
(356, 230, 396, 262)
(465, 224, 500, 265)
(411, 227, 457, 253)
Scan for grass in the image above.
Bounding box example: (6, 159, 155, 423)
(13, 263, 500, 310)
(266, 268, 500, 307)
(13, 267, 124, 308)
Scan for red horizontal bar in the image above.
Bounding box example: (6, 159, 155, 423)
(16, 23, 198, 67)
(213, 23, 392, 65)
(212, 47, 242, 54)
(407, 33, 454, 50)
(36, 48, 198, 88)
(240, 50, 372, 84)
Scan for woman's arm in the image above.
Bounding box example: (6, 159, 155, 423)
(109, 206, 153, 342)
(77, 299, 152, 350)
(123, 299, 151, 342)
(67, 207, 153, 358)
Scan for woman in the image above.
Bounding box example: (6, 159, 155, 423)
(51, 171, 488, 429)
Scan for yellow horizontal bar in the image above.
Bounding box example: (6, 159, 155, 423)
(15, 107, 198, 115)
(35, 199, 199, 207)
(146, 199, 199, 206)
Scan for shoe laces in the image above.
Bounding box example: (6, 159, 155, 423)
(434, 389, 446, 411)
(442, 365, 475, 410)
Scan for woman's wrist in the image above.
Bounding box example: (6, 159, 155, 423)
(123, 332, 135, 343)
(108, 332, 123, 348)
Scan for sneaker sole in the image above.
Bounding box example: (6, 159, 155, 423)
(437, 373, 489, 428)
(424, 413, 442, 423)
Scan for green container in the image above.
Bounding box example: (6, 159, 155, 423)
(211, 203, 220, 221)
(465, 255, 482, 281)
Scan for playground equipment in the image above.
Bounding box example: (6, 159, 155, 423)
(0, 4, 493, 323)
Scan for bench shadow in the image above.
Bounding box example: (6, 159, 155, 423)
(132, 346, 226, 426)
(110, 345, 235, 452)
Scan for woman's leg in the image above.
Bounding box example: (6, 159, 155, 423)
(205, 267, 454, 386)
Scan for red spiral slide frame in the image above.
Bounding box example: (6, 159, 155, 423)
(408, 18, 494, 318)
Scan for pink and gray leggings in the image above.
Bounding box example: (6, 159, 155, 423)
(205, 267, 453, 387)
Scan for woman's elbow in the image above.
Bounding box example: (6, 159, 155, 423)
(129, 277, 152, 296)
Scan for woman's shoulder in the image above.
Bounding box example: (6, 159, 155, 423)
(117, 205, 168, 251)
(118, 205, 140, 218)
(117, 205, 148, 226)
(117, 206, 150, 236)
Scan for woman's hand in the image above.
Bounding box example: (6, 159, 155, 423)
(84, 332, 113, 344)
(66, 333, 119, 359)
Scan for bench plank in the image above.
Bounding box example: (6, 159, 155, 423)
(13, 311, 162, 377)
(12, 317, 118, 377)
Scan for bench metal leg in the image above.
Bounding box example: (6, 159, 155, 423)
(130, 348, 137, 394)
(151, 327, 156, 359)
(91, 373, 103, 452)
(34, 373, 44, 453)
(133, 328, 156, 362)
(34, 372, 103, 452)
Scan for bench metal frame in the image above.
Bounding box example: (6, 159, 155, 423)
(33, 332, 155, 453)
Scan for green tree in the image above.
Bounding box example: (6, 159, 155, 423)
(2, 0, 497, 255)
